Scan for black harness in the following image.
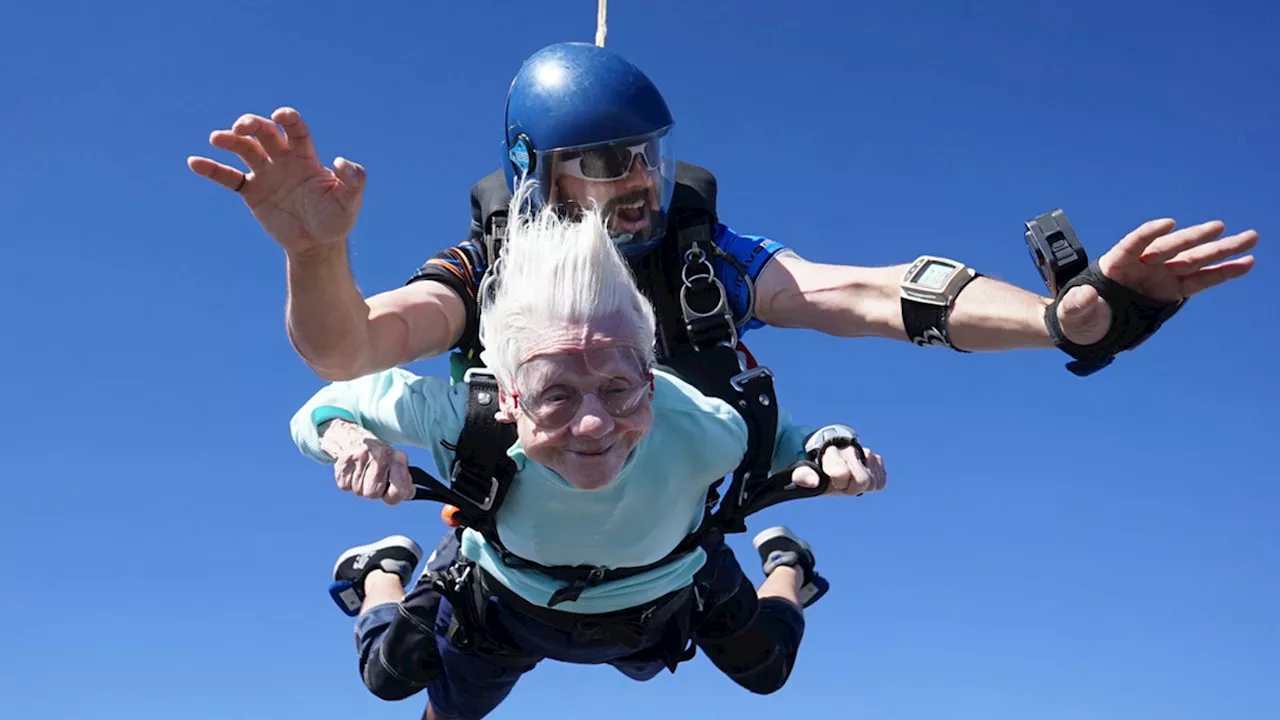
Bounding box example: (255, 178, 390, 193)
(406, 162, 832, 618)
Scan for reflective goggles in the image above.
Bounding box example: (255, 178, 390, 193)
(553, 134, 668, 182)
(511, 346, 654, 429)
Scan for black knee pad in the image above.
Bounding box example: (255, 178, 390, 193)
(696, 585, 806, 695)
(361, 657, 425, 702)
(364, 582, 444, 698)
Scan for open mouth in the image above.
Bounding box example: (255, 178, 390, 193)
(608, 191, 651, 231)
(616, 198, 647, 225)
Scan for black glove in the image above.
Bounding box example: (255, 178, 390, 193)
(1044, 261, 1186, 376)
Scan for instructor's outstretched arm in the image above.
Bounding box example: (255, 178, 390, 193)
(188, 106, 466, 380)
(754, 218, 1257, 352)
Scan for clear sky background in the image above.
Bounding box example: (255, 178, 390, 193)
(2, 1, 1276, 719)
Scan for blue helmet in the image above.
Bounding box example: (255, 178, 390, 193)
(503, 42, 678, 256)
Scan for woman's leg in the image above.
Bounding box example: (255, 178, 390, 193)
(691, 526, 827, 695)
(331, 535, 434, 701)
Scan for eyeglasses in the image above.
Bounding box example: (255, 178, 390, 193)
(513, 379, 652, 429)
(555, 137, 663, 182)
(510, 347, 654, 429)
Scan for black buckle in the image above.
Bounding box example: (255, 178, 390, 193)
(729, 365, 774, 392)
(462, 366, 500, 396)
(445, 367, 504, 511)
(449, 464, 499, 512)
(547, 567, 608, 607)
(484, 213, 508, 263)
(433, 561, 472, 596)
(432, 562, 481, 651)
(727, 366, 777, 509)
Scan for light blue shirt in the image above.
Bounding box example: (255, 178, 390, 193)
(291, 367, 813, 614)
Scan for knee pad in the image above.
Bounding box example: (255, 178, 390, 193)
(696, 588, 805, 695)
(368, 582, 445, 694)
(695, 576, 758, 639)
(361, 653, 427, 702)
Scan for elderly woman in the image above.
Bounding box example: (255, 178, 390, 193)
(289, 188, 886, 720)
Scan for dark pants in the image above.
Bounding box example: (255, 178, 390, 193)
(354, 531, 806, 719)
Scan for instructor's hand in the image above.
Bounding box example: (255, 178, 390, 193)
(1056, 219, 1258, 346)
(188, 107, 367, 256)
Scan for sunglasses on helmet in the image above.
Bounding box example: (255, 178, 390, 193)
(555, 137, 664, 182)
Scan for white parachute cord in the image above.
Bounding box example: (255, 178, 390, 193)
(595, 0, 608, 47)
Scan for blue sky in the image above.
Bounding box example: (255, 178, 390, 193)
(2, 1, 1276, 718)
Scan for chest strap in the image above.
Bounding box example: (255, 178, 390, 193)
(409, 369, 517, 534)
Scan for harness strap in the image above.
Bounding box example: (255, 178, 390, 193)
(484, 213, 508, 272)
(408, 458, 830, 608)
(476, 565, 691, 651)
(708, 366, 779, 535)
(412, 369, 517, 527)
(672, 210, 738, 351)
(430, 561, 484, 651)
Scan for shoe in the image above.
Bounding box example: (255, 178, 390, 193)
(752, 526, 830, 608)
(328, 535, 423, 616)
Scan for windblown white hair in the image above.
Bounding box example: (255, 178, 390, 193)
(477, 181, 658, 386)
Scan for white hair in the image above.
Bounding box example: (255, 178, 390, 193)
(478, 181, 658, 387)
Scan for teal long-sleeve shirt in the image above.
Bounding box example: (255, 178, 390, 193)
(291, 367, 813, 614)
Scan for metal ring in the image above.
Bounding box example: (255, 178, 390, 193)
(681, 264, 715, 285)
(679, 277, 732, 319)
